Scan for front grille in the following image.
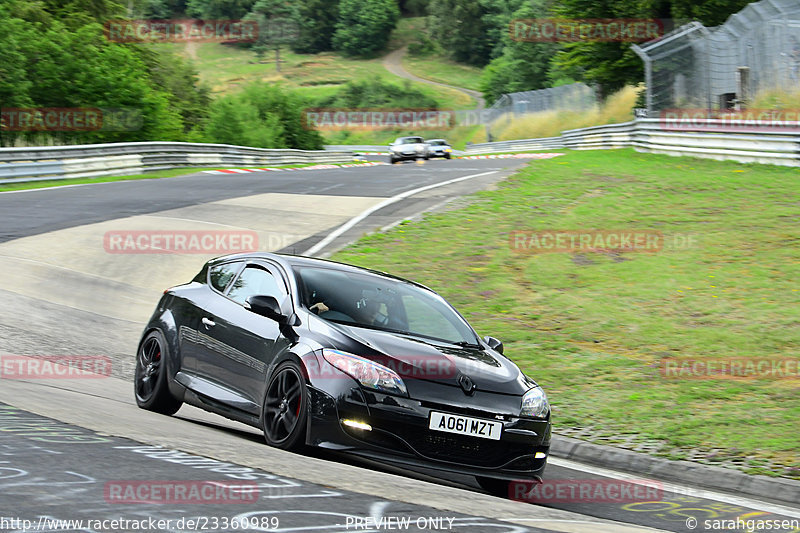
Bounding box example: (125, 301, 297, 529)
(396, 427, 532, 468)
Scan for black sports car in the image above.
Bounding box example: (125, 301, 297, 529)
(135, 253, 551, 494)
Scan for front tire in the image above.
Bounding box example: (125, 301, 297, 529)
(134, 330, 182, 415)
(262, 360, 308, 451)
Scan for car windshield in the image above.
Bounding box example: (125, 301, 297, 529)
(399, 137, 423, 144)
(427, 140, 446, 146)
(295, 266, 479, 347)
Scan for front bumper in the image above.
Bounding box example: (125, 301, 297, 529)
(306, 379, 550, 481)
(390, 150, 426, 161)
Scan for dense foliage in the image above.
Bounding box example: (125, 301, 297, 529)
(316, 79, 439, 109)
(201, 83, 324, 149)
(0, 0, 324, 148)
(423, 0, 752, 100)
(0, 0, 756, 147)
(332, 0, 401, 57)
(0, 0, 191, 145)
(479, 0, 555, 103)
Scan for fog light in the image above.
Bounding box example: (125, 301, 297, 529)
(342, 419, 372, 431)
(535, 452, 547, 459)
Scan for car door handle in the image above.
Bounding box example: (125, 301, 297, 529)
(201, 317, 216, 328)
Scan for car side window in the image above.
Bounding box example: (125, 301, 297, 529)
(227, 266, 283, 306)
(208, 262, 242, 293)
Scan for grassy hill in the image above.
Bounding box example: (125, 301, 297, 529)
(161, 18, 487, 148)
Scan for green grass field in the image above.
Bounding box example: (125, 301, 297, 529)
(391, 17, 484, 91)
(402, 56, 483, 92)
(161, 41, 478, 147)
(332, 149, 800, 478)
(164, 42, 472, 109)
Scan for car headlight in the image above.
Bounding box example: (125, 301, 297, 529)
(445, 148, 452, 152)
(520, 386, 549, 418)
(322, 349, 408, 396)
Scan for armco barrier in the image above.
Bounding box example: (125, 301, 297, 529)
(463, 136, 566, 154)
(0, 142, 355, 184)
(461, 118, 800, 167)
(324, 144, 387, 153)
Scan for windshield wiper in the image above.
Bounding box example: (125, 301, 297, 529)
(453, 341, 482, 349)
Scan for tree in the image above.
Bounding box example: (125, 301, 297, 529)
(203, 98, 285, 147)
(136, 47, 212, 135)
(671, 0, 751, 26)
(202, 84, 323, 149)
(0, 16, 34, 109)
(552, 0, 752, 99)
(0, 3, 194, 144)
(428, 0, 491, 66)
(332, 0, 400, 57)
(42, 0, 125, 22)
(318, 79, 439, 108)
(427, 0, 523, 67)
(479, 0, 555, 103)
(185, 0, 256, 19)
(246, 0, 300, 71)
(291, 0, 340, 53)
(399, 0, 428, 16)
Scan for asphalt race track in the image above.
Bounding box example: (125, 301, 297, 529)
(1, 157, 798, 532)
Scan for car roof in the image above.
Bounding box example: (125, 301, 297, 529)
(207, 252, 429, 289)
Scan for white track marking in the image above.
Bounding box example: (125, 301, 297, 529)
(303, 170, 497, 256)
(548, 457, 800, 518)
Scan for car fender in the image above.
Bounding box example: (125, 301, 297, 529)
(140, 301, 185, 398)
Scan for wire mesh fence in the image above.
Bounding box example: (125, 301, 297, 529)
(633, 0, 800, 115)
(484, 83, 597, 139)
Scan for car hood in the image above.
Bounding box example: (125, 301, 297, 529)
(323, 321, 533, 395)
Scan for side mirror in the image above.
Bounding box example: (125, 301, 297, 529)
(245, 295, 288, 324)
(483, 336, 504, 354)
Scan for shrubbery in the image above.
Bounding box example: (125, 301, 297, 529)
(317, 79, 439, 109)
(201, 84, 324, 150)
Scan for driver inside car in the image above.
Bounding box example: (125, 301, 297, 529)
(309, 302, 329, 314)
(354, 290, 390, 327)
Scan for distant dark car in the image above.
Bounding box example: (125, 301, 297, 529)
(135, 253, 551, 494)
(425, 138, 453, 159)
(389, 136, 429, 164)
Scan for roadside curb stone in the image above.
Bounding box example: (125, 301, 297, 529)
(550, 435, 800, 507)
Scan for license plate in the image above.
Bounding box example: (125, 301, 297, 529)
(428, 411, 502, 440)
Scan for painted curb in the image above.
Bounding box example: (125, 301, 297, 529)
(203, 162, 388, 174)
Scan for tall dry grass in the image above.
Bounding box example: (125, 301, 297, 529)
(749, 88, 800, 109)
(485, 85, 641, 142)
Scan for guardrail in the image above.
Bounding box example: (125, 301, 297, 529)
(462, 118, 800, 167)
(325, 144, 388, 153)
(464, 136, 565, 154)
(0, 142, 356, 184)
